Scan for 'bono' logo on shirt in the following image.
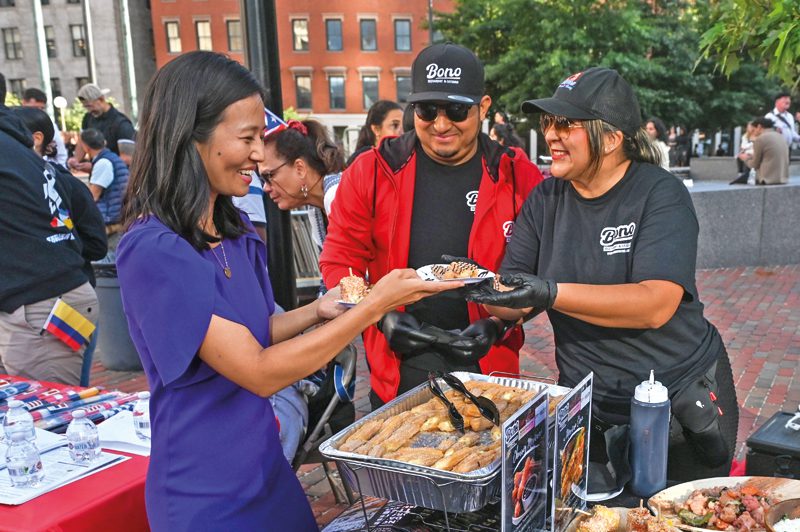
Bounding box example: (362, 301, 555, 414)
(599, 222, 636, 255)
(465, 190, 479, 212)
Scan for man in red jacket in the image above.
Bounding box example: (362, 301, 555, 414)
(320, 43, 544, 408)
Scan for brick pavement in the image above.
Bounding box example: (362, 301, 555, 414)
(90, 264, 800, 528)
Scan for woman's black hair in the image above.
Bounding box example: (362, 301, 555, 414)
(646, 116, 668, 142)
(354, 100, 403, 151)
(494, 110, 510, 124)
(752, 117, 774, 129)
(12, 106, 55, 157)
(265, 119, 344, 177)
(402, 104, 415, 133)
(490, 123, 524, 148)
(123, 51, 264, 250)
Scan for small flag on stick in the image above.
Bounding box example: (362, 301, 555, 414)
(263, 107, 287, 139)
(42, 298, 95, 351)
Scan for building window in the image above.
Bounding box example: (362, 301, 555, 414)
(8, 79, 26, 98)
(66, 0, 80, 3)
(360, 19, 377, 51)
(226, 20, 242, 52)
(50, 77, 61, 98)
(195, 21, 212, 51)
(328, 75, 345, 110)
(362, 75, 378, 109)
(295, 75, 311, 109)
(44, 25, 56, 57)
(292, 19, 308, 51)
(0, 0, 16, 6)
(396, 76, 412, 103)
(70, 24, 86, 57)
(325, 19, 342, 51)
(394, 19, 411, 51)
(165, 21, 181, 53)
(3, 28, 22, 60)
(75, 76, 89, 91)
(41, 0, 49, 5)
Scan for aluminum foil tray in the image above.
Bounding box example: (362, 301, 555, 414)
(320, 371, 570, 513)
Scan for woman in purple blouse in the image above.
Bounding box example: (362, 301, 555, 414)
(116, 51, 458, 531)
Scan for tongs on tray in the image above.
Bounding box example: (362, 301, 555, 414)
(435, 371, 500, 426)
(428, 373, 466, 434)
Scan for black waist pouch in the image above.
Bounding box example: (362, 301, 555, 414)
(670, 361, 730, 468)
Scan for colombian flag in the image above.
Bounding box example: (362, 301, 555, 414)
(42, 298, 96, 351)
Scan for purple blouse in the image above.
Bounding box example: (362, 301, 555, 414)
(117, 216, 317, 531)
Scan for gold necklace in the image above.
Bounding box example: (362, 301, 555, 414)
(210, 240, 232, 279)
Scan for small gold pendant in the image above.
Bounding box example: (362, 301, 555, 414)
(223, 267, 232, 279)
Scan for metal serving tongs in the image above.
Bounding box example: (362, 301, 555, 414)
(434, 371, 501, 426)
(428, 373, 465, 434)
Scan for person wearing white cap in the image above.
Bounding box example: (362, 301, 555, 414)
(67, 83, 135, 173)
(466, 67, 738, 489)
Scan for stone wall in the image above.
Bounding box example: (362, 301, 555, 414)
(691, 178, 800, 268)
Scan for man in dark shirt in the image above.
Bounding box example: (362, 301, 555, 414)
(320, 43, 543, 407)
(67, 83, 135, 173)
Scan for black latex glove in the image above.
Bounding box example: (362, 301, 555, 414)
(377, 311, 455, 356)
(464, 272, 558, 310)
(447, 319, 501, 363)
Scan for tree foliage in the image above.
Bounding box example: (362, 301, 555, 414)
(436, 0, 779, 132)
(699, 0, 800, 90)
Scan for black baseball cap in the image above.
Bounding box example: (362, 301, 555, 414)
(521, 67, 642, 136)
(408, 43, 485, 105)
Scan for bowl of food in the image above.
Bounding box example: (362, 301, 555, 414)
(766, 498, 800, 532)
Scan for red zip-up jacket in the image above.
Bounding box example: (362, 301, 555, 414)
(320, 132, 544, 403)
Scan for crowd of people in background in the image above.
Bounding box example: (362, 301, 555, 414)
(0, 41, 798, 530)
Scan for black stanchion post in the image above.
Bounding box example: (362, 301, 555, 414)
(240, 0, 297, 310)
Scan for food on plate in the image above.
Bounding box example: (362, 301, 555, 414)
(339, 271, 369, 304)
(560, 427, 587, 500)
(494, 277, 515, 291)
(671, 484, 776, 532)
(512, 456, 536, 518)
(627, 507, 652, 532)
(578, 506, 621, 532)
(431, 261, 484, 280)
(631, 507, 673, 532)
(337, 380, 547, 473)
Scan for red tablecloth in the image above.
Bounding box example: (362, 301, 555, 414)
(0, 375, 149, 532)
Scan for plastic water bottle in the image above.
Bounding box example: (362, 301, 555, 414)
(629, 370, 670, 498)
(3, 400, 35, 442)
(66, 409, 101, 463)
(5, 432, 44, 487)
(132, 392, 151, 441)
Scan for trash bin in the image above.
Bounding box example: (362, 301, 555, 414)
(93, 263, 142, 371)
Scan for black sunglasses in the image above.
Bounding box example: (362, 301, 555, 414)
(414, 102, 474, 123)
(258, 161, 289, 186)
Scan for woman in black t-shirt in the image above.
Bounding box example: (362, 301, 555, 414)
(466, 68, 738, 486)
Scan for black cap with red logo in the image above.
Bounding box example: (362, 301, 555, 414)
(521, 67, 642, 136)
(408, 43, 485, 105)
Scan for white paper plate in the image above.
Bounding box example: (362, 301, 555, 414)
(335, 300, 357, 308)
(416, 263, 494, 284)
